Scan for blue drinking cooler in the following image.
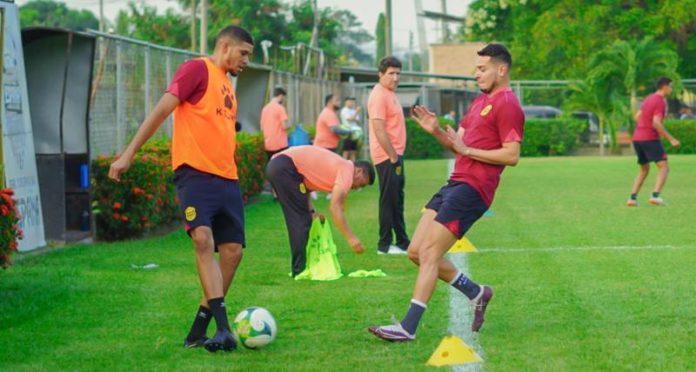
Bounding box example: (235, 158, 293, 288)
(80, 164, 89, 189)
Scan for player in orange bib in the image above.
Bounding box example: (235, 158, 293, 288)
(109, 26, 253, 353)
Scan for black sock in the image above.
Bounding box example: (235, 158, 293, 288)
(207, 297, 231, 332)
(652, 191, 660, 198)
(450, 272, 481, 300)
(630, 193, 637, 200)
(400, 299, 426, 335)
(186, 305, 212, 341)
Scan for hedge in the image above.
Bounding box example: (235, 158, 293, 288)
(91, 133, 267, 241)
(663, 119, 696, 154)
(520, 118, 587, 157)
(404, 117, 455, 159)
(1, 188, 22, 268)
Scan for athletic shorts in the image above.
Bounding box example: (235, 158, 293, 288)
(633, 140, 667, 164)
(425, 181, 488, 239)
(174, 165, 245, 247)
(266, 147, 289, 160)
(342, 138, 358, 151)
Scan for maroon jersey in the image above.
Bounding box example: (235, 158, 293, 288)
(166, 59, 209, 104)
(633, 93, 666, 141)
(450, 88, 525, 206)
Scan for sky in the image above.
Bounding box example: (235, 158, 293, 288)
(15, 0, 471, 54)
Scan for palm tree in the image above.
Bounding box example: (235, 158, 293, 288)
(589, 37, 679, 115)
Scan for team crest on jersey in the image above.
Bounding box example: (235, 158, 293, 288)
(299, 183, 307, 194)
(480, 104, 493, 116)
(395, 165, 402, 176)
(184, 206, 196, 221)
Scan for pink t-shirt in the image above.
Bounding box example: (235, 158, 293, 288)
(367, 83, 406, 164)
(313, 107, 340, 149)
(633, 93, 666, 141)
(166, 59, 208, 104)
(450, 89, 525, 207)
(260, 101, 289, 151)
(275, 145, 354, 193)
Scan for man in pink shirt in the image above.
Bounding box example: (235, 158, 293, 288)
(260, 87, 290, 158)
(314, 94, 348, 152)
(627, 77, 680, 207)
(369, 44, 524, 341)
(266, 146, 375, 276)
(368, 56, 410, 255)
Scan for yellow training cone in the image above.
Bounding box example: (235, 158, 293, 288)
(449, 237, 477, 253)
(426, 336, 482, 367)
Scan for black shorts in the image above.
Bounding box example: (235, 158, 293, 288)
(342, 138, 358, 151)
(425, 181, 488, 239)
(266, 147, 288, 160)
(174, 165, 245, 247)
(633, 140, 667, 164)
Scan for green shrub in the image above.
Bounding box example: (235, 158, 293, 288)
(0, 188, 22, 268)
(663, 120, 696, 154)
(521, 118, 587, 157)
(91, 139, 177, 241)
(404, 117, 454, 159)
(91, 134, 267, 241)
(235, 133, 268, 202)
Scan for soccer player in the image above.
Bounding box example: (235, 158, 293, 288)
(340, 97, 362, 161)
(368, 56, 409, 255)
(627, 77, 680, 207)
(266, 145, 375, 276)
(368, 44, 524, 341)
(260, 87, 290, 159)
(314, 94, 348, 152)
(108, 26, 254, 352)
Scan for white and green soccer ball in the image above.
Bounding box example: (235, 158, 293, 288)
(232, 307, 277, 349)
(350, 126, 363, 141)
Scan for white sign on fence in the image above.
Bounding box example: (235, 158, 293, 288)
(1, 2, 46, 251)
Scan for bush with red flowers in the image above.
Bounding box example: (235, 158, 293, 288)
(91, 134, 267, 241)
(1, 188, 23, 268)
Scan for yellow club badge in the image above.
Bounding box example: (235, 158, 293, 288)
(184, 206, 196, 221)
(299, 183, 307, 194)
(395, 165, 402, 176)
(480, 104, 493, 116)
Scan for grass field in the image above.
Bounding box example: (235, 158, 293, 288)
(1, 156, 695, 371)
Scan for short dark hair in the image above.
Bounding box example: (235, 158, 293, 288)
(378, 56, 402, 73)
(273, 87, 286, 97)
(477, 43, 512, 67)
(215, 25, 254, 46)
(343, 97, 356, 103)
(355, 161, 375, 186)
(656, 77, 672, 90)
(325, 94, 335, 106)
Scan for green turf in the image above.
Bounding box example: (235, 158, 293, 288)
(1, 156, 694, 370)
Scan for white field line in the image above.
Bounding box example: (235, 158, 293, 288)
(479, 244, 693, 253)
(447, 159, 483, 372)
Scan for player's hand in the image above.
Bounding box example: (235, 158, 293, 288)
(445, 126, 469, 155)
(670, 138, 680, 147)
(411, 105, 438, 134)
(348, 236, 365, 254)
(108, 155, 132, 181)
(313, 212, 326, 223)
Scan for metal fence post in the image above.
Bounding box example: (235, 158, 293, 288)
(115, 40, 123, 151)
(144, 46, 151, 115)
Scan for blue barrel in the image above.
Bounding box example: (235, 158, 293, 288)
(288, 125, 310, 146)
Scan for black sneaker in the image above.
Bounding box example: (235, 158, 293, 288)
(471, 285, 493, 332)
(183, 336, 208, 348)
(203, 329, 237, 352)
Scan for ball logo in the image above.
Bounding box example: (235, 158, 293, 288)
(184, 206, 196, 221)
(221, 85, 234, 109)
(480, 104, 493, 116)
(299, 183, 307, 194)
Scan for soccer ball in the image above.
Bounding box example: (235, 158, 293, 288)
(350, 126, 363, 141)
(232, 307, 277, 349)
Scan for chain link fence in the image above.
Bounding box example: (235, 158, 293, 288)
(88, 31, 199, 159)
